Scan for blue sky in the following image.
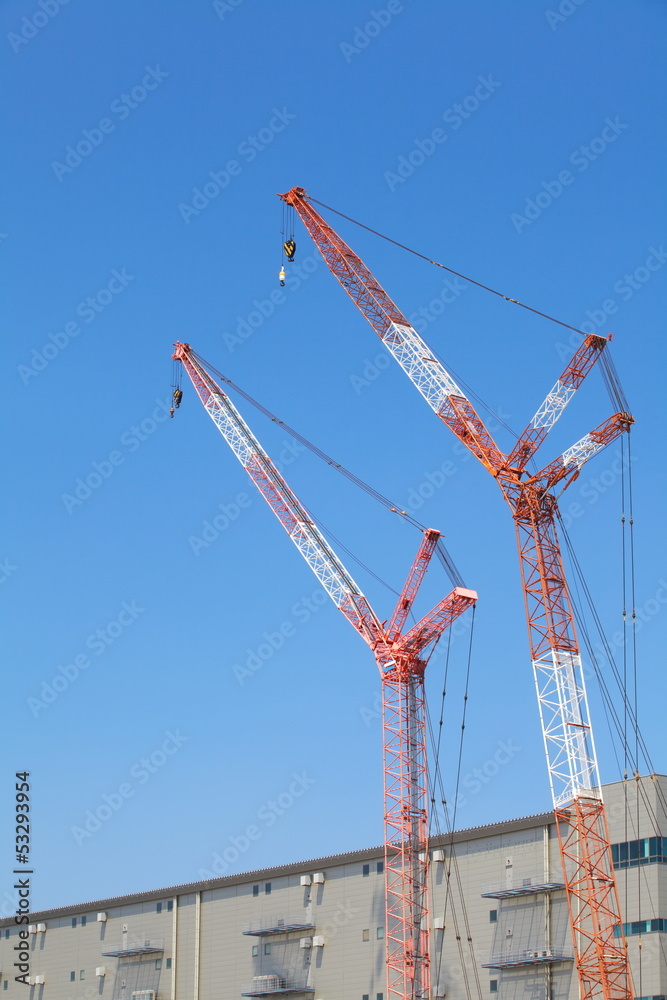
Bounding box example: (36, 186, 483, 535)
(2, 0, 666, 911)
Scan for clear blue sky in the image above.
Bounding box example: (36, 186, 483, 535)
(2, 0, 666, 911)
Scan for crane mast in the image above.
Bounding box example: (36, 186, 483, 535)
(173, 342, 477, 1000)
(279, 187, 634, 1000)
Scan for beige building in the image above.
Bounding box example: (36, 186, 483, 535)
(1, 775, 664, 1000)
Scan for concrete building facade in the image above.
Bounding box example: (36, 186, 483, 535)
(1, 775, 664, 1000)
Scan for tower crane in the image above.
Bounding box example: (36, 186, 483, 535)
(172, 342, 477, 1000)
(278, 187, 634, 1000)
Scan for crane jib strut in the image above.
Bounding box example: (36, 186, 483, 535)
(279, 185, 634, 1000)
(172, 341, 477, 1000)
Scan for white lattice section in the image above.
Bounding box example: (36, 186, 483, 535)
(203, 396, 371, 616)
(530, 378, 577, 431)
(561, 432, 603, 473)
(532, 650, 601, 809)
(382, 323, 467, 413)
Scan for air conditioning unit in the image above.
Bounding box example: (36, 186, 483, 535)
(300, 937, 313, 949)
(28, 925, 36, 934)
(433, 917, 445, 930)
(36, 923, 46, 932)
(312, 935, 324, 947)
(96, 968, 106, 977)
(132, 992, 156, 1000)
(432, 849, 445, 862)
(97, 912, 107, 922)
(300, 875, 312, 887)
(33, 976, 45, 985)
(312, 872, 325, 884)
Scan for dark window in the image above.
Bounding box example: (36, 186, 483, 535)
(157, 902, 162, 913)
(264, 943, 271, 955)
(362, 864, 370, 877)
(253, 885, 259, 896)
(167, 900, 173, 911)
(3, 930, 8, 939)
(377, 994, 384, 1000)
(265, 883, 272, 895)
(2, 981, 7, 990)
(71, 917, 77, 928)
(70, 973, 76, 982)
(166, 959, 172, 969)
(490, 981, 498, 993)
(362, 995, 369, 1000)
(81, 915, 87, 927)
(377, 861, 384, 874)
(489, 910, 498, 923)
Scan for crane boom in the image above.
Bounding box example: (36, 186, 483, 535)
(173, 341, 477, 1000)
(280, 186, 634, 1000)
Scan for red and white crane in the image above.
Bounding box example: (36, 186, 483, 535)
(172, 341, 477, 1000)
(278, 186, 634, 1000)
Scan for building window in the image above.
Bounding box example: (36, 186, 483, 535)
(70, 973, 75, 982)
(611, 837, 667, 870)
(253, 885, 259, 896)
(157, 902, 162, 913)
(80, 970, 85, 980)
(362, 995, 369, 1000)
(362, 929, 370, 942)
(265, 883, 272, 894)
(362, 864, 370, 877)
(167, 900, 173, 911)
(155, 960, 162, 970)
(4, 930, 8, 938)
(81, 915, 87, 926)
(490, 981, 498, 993)
(72, 917, 77, 927)
(377, 861, 384, 874)
(2, 981, 7, 990)
(377, 926, 385, 939)
(166, 959, 172, 970)
(264, 943, 272, 955)
(377, 994, 384, 1000)
(614, 918, 667, 936)
(489, 910, 498, 923)
(252, 945, 259, 957)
